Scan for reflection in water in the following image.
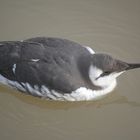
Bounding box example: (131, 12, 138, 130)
(1, 85, 140, 110)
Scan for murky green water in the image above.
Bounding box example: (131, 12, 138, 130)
(0, 0, 140, 140)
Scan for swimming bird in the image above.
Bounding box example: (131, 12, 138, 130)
(0, 37, 140, 101)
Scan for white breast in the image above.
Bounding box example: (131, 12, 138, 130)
(61, 81, 117, 101)
(0, 74, 116, 101)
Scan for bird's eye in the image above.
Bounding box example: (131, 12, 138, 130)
(96, 71, 111, 80)
(100, 71, 111, 77)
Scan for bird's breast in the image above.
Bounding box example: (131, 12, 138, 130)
(0, 72, 115, 101)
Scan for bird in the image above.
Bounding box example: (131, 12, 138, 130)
(0, 37, 140, 101)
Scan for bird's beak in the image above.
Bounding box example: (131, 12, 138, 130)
(115, 59, 140, 72)
(126, 63, 140, 70)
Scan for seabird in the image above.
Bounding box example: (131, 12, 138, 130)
(0, 37, 140, 101)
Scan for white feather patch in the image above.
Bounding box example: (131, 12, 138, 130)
(12, 64, 16, 74)
(84, 46, 95, 54)
(31, 59, 40, 62)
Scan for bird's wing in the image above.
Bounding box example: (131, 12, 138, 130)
(0, 39, 85, 93)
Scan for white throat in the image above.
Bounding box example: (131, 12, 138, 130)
(89, 65, 117, 93)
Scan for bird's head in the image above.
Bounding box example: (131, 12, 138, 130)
(89, 53, 140, 90)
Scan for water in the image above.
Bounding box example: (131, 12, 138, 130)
(0, 0, 140, 139)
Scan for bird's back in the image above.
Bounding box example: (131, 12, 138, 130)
(0, 37, 93, 97)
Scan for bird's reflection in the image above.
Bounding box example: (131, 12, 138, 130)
(1, 85, 140, 110)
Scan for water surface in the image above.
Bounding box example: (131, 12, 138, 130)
(0, 0, 140, 140)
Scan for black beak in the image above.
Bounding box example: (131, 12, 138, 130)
(115, 59, 140, 72)
(126, 63, 140, 70)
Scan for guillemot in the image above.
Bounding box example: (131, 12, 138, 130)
(0, 37, 140, 101)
